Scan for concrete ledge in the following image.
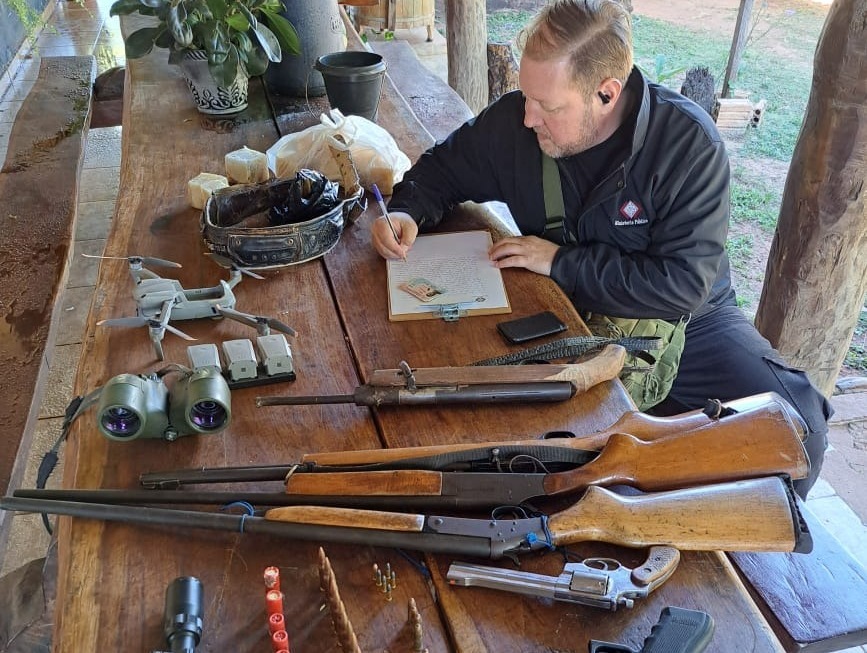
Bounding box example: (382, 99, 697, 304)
(0, 56, 94, 534)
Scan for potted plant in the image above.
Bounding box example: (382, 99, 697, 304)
(109, 0, 301, 114)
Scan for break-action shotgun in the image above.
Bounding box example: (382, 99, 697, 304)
(135, 392, 807, 502)
(0, 476, 812, 559)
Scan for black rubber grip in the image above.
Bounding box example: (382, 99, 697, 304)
(642, 607, 715, 652)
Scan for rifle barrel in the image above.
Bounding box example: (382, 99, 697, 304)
(259, 382, 575, 408)
(0, 497, 493, 557)
(258, 394, 357, 406)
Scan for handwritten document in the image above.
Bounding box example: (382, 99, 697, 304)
(387, 230, 511, 321)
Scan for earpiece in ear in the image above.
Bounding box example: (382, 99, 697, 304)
(598, 91, 611, 105)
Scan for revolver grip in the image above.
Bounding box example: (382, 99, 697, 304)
(588, 606, 714, 653)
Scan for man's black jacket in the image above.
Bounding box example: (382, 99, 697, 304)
(388, 68, 734, 322)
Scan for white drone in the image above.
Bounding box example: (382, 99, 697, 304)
(89, 254, 294, 360)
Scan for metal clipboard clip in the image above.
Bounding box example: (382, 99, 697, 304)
(415, 297, 484, 322)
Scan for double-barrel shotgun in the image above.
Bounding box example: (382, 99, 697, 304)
(0, 476, 812, 559)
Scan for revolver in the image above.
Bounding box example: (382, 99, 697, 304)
(447, 546, 680, 610)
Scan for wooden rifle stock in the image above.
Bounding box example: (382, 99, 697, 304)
(547, 477, 805, 552)
(299, 392, 805, 466)
(368, 344, 627, 391)
(283, 418, 808, 501)
(264, 476, 809, 554)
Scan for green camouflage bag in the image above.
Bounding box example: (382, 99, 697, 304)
(583, 313, 688, 410)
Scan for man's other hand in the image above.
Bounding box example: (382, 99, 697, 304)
(489, 236, 559, 276)
(371, 211, 418, 260)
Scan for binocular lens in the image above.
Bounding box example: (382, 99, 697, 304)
(189, 400, 228, 430)
(101, 405, 143, 438)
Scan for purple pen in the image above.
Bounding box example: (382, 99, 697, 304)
(372, 183, 406, 260)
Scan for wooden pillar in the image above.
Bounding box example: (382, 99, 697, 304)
(487, 42, 520, 104)
(444, 0, 488, 113)
(721, 0, 754, 98)
(754, 0, 867, 396)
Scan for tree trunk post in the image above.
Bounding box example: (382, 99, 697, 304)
(487, 42, 520, 104)
(721, 0, 754, 98)
(444, 0, 488, 113)
(755, 0, 867, 396)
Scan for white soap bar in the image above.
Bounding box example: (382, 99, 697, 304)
(188, 172, 228, 209)
(225, 146, 269, 184)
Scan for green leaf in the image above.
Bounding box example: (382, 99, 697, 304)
(204, 0, 227, 20)
(155, 28, 176, 48)
(208, 43, 241, 87)
(243, 43, 269, 76)
(252, 22, 281, 62)
(260, 10, 299, 56)
(237, 2, 257, 29)
(124, 26, 163, 58)
(225, 12, 250, 32)
(168, 3, 194, 47)
(207, 22, 231, 62)
(110, 0, 148, 16)
(234, 30, 252, 52)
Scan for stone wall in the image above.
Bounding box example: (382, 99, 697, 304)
(1, 0, 51, 79)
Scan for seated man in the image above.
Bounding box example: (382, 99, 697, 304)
(369, 0, 830, 498)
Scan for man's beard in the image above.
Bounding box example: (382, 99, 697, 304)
(536, 110, 599, 158)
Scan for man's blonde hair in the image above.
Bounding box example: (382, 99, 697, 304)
(517, 0, 633, 97)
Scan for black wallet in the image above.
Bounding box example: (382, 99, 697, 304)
(497, 311, 567, 344)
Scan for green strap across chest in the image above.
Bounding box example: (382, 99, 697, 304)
(541, 153, 566, 235)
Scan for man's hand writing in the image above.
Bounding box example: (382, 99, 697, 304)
(489, 236, 559, 276)
(371, 211, 418, 260)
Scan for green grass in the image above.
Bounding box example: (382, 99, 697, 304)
(729, 165, 780, 231)
(632, 14, 818, 161)
(726, 233, 755, 278)
(487, 9, 534, 45)
(845, 311, 867, 371)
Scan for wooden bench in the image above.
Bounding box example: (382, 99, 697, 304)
(0, 55, 94, 520)
(368, 38, 473, 142)
(730, 501, 867, 652)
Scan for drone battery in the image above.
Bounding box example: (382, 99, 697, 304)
(222, 339, 258, 381)
(257, 335, 294, 377)
(187, 344, 222, 373)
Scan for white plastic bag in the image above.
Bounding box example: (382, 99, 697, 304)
(266, 109, 411, 195)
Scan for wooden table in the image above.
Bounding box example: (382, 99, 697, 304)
(49, 18, 787, 653)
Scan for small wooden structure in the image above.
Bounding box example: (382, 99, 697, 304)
(355, 0, 435, 41)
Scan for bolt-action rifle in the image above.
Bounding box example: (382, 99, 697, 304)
(0, 476, 812, 559)
(256, 345, 626, 408)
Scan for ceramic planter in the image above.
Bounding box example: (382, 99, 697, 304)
(177, 50, 249, 115)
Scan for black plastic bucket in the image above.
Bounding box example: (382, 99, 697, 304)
(314, 51, 387, 121)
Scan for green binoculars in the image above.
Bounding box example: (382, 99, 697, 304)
(96, 369, 231, 441)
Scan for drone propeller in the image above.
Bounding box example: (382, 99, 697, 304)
(205, 253, 265, 280)
(215, 305, 298, 338)
(97, 316, 150, 328)
(83, 253, 182, 269)
(163, 323, 197, 341)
